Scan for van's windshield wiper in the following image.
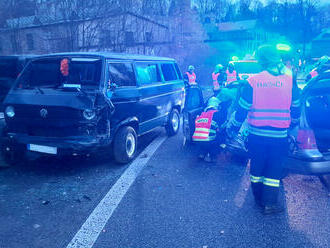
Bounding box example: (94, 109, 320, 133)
(20, 85, 44, 94)
(35, 87, 44, 94)
(75, 86, 88, 97)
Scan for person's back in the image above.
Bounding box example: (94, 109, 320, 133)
(227, 44, 301, 215)
(193, 97, 226, 162)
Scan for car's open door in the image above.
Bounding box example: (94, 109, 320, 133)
(287, 71, 330, 174)
(182, 85, 204, 144)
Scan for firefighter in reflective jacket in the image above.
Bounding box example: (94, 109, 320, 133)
(227, 45, 301, 214)
(185, 65, 197, 85)
(225, 62, 239, 86)
(212, 64, 226, 95)
(192, 97, 225, 163)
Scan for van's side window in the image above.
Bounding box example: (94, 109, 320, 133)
(108, 62, 136, 87)
(161, 63, 178, 81)
(136, 63, 161, 86)
(174, 63, 183, 80)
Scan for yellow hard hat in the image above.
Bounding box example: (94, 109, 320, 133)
(205, 97, 220, 111)
(215, 64, 223, 71)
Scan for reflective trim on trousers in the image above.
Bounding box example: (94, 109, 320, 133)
(263, 178, 280, 187)
(250, 175, 264, 183)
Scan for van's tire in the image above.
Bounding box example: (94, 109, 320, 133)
(0, 142, 24, 167)
(166, 109, 180, 136)
(113, 126, 137, 164)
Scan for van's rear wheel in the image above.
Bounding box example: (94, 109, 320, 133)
(166, 109, 180, 136)
(113, 126, 137, 164)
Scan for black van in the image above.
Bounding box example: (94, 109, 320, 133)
(1, 52, 184, 164)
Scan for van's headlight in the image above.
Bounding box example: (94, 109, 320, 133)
(83, 109, 96, 120)
(5, 106, 15, 118)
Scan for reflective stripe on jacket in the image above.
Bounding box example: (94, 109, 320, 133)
(310, 69, 318, 79)
(192, 110, 218, 141)
(247, 71, 293, 129)
(186, 72, 197, 84)
(226, 70, 237, 84)
(212, 72, 220, 90)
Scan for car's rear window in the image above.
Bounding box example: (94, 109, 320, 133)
(234, 62, 261, 74)
(136, 63, 161, 86)
(15, 57, 102, 89)
(161, 63, 178, 81)
(0, 59, 18, 78)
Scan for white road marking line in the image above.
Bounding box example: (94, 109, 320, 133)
(66, 136, 167, 248)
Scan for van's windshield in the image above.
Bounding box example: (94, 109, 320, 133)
(15, 57, 102, 89)
(0, 58, 18, 79)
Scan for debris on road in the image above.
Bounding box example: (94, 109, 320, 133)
(83, 195, 91, 201)
(220, 230, 225, 235)
(33, 224, 41, 229)
(42, 200, 50, 205)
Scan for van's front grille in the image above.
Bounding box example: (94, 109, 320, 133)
(6, 105, 89, 137)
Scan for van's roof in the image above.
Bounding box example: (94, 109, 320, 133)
(31, 52, 176, 62)
(0, 55, 36, 59)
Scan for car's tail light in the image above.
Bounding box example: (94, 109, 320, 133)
(296, 128, 323, 160)
(297, 128, 317, 150)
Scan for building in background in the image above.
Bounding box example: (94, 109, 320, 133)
(0, 0, 175, 56)
(204, 19, 284, 62)
(311, 28, 330, 59)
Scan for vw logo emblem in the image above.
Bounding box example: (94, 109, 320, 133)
(40, 108, 48, 118)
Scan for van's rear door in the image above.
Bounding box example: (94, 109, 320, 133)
(182, 85, 204, 142)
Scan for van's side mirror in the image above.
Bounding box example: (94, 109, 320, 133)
(107, 80, 118, 90)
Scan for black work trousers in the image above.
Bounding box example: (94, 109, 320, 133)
(248, 134, 288, 206)
(199, 139, 219, 159)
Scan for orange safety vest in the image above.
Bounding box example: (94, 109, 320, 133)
(226, 70, 237, 85)
(186, 72, 197, 84)
(212, 72, 220, 90)
(192, 110, 218, 141)
(247, 71, 293, 129)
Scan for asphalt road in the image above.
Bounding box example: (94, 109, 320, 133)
(0, 127, 329, 248)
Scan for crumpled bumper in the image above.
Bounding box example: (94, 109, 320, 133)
(4, 132, 110, 153)
(285, 155, 330, 175)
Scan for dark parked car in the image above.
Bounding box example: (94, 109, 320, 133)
(0, 55, 35, 111)
(183, 73, 330, 175)
(1, 52, 184, 165)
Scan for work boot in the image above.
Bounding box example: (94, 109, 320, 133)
(262, 205, 284, 215)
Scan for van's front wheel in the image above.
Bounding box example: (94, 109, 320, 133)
(166, 109, 180, 136)
(113, 126, 137, 164)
